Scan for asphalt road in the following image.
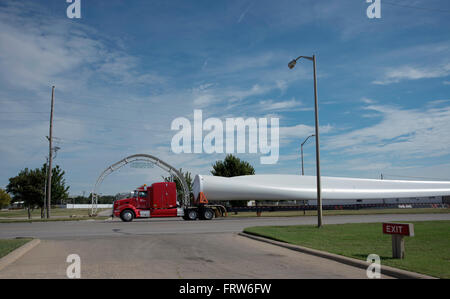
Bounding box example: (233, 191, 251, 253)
(1, 214, 448, 279)
(0, 213, 449, 240)
(0, 233, 393, 279)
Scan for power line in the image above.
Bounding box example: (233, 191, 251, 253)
(55, 111, 149, 126)
(0, 104, 158, 127)
(0, 119, 48, 122)
(0, 116, 160, 132)
(57, 98, 159, 114)
(0, 113, 147, 126)
(0, 113, 145, 125)
(0, 112, 48, 114)
(0, 98, 116, 110)
(56, 136, 134, 149)
(0, 98, 147, 115)
(52, 118, 156, 132)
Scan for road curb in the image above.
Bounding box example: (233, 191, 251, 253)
(0, 239, 41, 271)
(238, 232, 436, 279)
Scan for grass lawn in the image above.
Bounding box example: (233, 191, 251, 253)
(0, 239, 32, 259)
(0, 208, 110, 223)
(230, 208, 450, 218)
(244, 220, 450, 278)
(0, 216, 109, 223)
(0, 208, 108, 219)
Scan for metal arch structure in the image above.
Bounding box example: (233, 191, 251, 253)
(90, 154, 190, 215)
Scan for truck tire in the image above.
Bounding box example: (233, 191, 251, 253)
(201, 208, 214, 220)
(186, 209, 198, 221)
(120, 209, 134, 222)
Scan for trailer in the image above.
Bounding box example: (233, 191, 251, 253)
(95, 155, 450, 221)
(192, 174, 450, 202)
(113, 182, 225, 222)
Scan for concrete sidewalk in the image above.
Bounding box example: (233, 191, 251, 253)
(0, 233, 395, 279)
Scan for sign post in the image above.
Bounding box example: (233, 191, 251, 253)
(382, 223, 414, 259)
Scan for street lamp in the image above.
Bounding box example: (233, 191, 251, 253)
(288, 54, 323, 228)
(301, 134, 315, 176)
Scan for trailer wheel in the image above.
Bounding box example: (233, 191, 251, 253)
(120, 210, 134, 222)
(186, 209, 198, 221)
(201, 208, 214, 220)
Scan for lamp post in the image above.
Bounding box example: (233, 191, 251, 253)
(288, 54, 323, 227)
(301, 134, 315, 176)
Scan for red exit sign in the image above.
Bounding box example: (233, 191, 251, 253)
(383, 223, 414, 237)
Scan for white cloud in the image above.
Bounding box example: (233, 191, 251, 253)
(427, 99, 450, 106)
(259, 98, 302, 111)
(275, 80, 287, 93)
(192, 83, 275, 108)
(96, 53, 166, 86)
(324, 103, 450, 159)
(279, 123, 333, 147)
(373, 64, 450, 85)
(0, 2, 165, 93)
(361, 97, 376, 104)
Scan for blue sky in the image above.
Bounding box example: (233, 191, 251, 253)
(1, 0, 450, 196)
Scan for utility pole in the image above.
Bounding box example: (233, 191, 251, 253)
(46, 86, 55, 218)
(43, 156, 48, 218)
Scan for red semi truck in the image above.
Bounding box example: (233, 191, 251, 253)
(113, 182, 219, 222)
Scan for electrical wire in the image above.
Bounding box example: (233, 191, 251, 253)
(56, 136, 134, 149)
(0, 112, 48, 114)
(0, 114, 160, 132)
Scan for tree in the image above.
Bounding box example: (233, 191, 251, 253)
(0, 188, 11, 209)
(211, 154, 255, 177)
(6, 168, 45, 219)
(163, 168, 193, 203)
(98, 195, 115, 204)
(42, 164, 70, 206)
(211, 154, 255, 207)
(6, 164, 70, 219)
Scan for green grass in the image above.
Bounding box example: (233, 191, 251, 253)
(230, 208, 450, 218)
(244, 220, 450, 278)
(0, 238, 32, 259)
(0, 208, 108, 219)
(0, 208, 109, 223)
(0, 216, 109, 223)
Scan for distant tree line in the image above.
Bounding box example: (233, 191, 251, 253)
(68, 194, 115, 205)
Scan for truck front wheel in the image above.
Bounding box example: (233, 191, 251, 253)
(120, 210, 135, 222)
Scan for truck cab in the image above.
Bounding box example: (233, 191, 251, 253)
(113, 182, 181, 222)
